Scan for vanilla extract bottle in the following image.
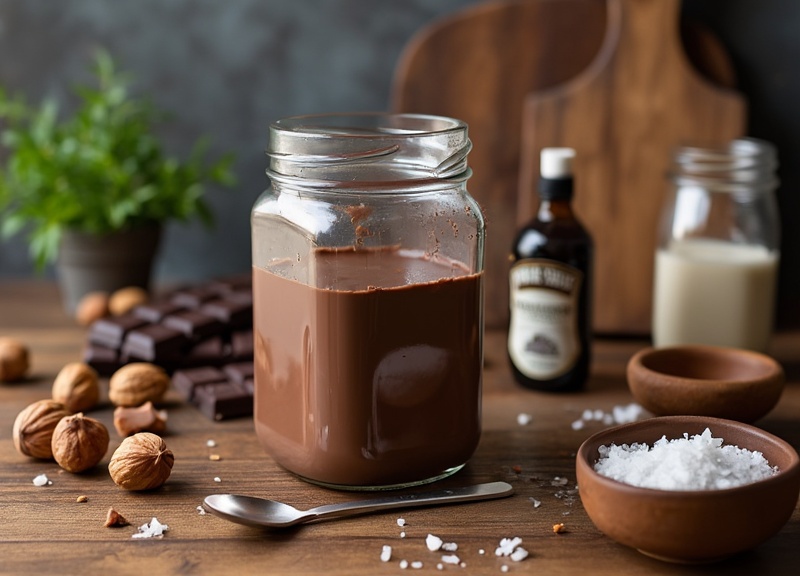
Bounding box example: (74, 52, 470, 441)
(508, 147, 593, 392)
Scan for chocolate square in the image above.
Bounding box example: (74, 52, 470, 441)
(163, 310, 224, 340)
(88, 315, 149, 349)
(122, 324, 187, 362)
(172, 366, 228, 401)
(193, 381, 253, 421)
(170, 287, 219, 309)
(82, 344, 123, 376)
(133, 301, 186, 323)
(185, 336, 226, 367)
(201, 299, 253, 329)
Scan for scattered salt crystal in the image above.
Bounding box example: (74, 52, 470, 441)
(571, 419, 585, 431)
(551, 476, 569, 486)
(495, 537, 523, 557)
(501, 565, 510, 573)
(380, 545, 392, 562)
(132, 517, 168, 539)
(530, 498, 541, 508)
(602, 414, 614, 425)
(517, 413, 532, 426)
(436, 563, 443, 570)
(441, 542, 458, 552)
(196, 505, 206, 515)
(594, 428, 778, 490)
(510, 547, 529, 562)
(213, 477, 221, 483)
(399, 559, 409, 569)
(581, 409, 593, 421)
(411, 561, 423, 569)
(478, 549, 485, 555)
(441, 554, 460, 565)
(426, 534, 443, 551)
(460, 562, 467, 568)
(397, 518, 406, 527)
(206, 439, 217, 448)
(32, 474, 50, 487)
(400, 531, 406, 538)
(592, 409, 604, 420)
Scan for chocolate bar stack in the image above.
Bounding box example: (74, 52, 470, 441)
(83, 274, 255, 420)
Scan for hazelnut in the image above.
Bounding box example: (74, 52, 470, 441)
(51, 413, 110, 473)
(109, 286, 149, 316)
(109, 362, 170, 407)
(75, 291, 109, 326)
(113, 401, 168, 436)
(105, 507, 130, 527)
(0, 337, 30, 382)
(12, 399, 71, 459)
(52, 362, 100, 413)
(108, 432, 174, 490)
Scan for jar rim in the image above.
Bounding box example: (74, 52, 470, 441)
(266, 112, 472, 185)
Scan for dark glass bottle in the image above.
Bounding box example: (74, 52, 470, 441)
(508, 148, 593, 392)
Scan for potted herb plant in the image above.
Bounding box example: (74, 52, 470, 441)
(0, 51, 234, 311)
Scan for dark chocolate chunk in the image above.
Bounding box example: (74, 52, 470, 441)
(88, 314, 149, 349)
(223, 361, 255, 384)
(163, 310, 224, 340)
(82, 344, 123, 376)
(230, 330, 254, 360)
(201, 299, 253, 329)
(172, 366, 228, 401)
(122, 324, 187, 362)
(193, 381, 253, 421)
(185, 336, 226, 366)
(133, 301, 186, 323)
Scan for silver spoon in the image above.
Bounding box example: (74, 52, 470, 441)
(203, 481, 514, 528)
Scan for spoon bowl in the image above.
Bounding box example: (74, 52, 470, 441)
(204, 481, 514, 529)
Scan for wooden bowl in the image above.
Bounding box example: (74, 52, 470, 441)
(627, 345, 784, 422)
(576, 416, 800, 563)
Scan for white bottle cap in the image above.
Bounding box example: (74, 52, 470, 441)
(540, 148, 576, 179)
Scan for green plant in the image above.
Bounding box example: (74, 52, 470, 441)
(0, 51, 235, 269)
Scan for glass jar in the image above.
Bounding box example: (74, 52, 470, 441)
(251, 113, 485, 490)
(652, 138, 780, 351)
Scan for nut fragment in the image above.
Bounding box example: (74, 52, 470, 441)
(109, 286, 149, 316)
(109, 363, 170, 407)
(52, 362, 100, 413)
(0, 337, 30, 382)
(113, 401, 167, 436)
(76, 495, 89, 503)
(13, 399, 71, 459)
(51, 413, 110, 473)
(75, 291, 110, 326)
(105, 507, 130, 527)
(108, 432, 174, 491)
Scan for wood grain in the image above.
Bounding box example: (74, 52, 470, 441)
(518, 0, 746, 334)
(1, 281, 799, 574)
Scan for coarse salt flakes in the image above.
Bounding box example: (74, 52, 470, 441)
(441, 554, 460, 565)
(400, 531, 406, 538)
(399, 559, 409, 569)
(510, 547, 529, 562)
(501, 565, 510, 573)
(441, 542, 458, 552)
(196, 505, 207, 515)
(411, 561, 423, 569)
(426, 534, 443, 551)
(594, 428, 778, 490)
(436, 563, 443, 570)
(517, 413, 532, 426)
(478, 549, 485, 555)
(132, 517, 168, 539)
(495, 537, 522, 557)
(530, 497, 541, 508)
(206, 439, 217, 448)
(571, 419, 585, 431)
(213, 477, 221, 483)
(380, 545, 392, 562)
(397, 518, 406, 527)
(32, 474, 50, 487)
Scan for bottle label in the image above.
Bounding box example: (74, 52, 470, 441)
(508, 259, 583, 380)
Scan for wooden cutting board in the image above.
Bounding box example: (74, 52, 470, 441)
(518, 0, 746, 334)
(392, 0, 740, 332)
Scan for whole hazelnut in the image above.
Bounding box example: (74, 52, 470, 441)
(109, 363, 170, 407)
(13, 399, 71, 459)
(51, 413, 110, 473)
(52, 362, 100, 413)
(0, 337, 30, 382)
(75, 291, 110, 326)
(109, 286, 149, 316)
(108, 432, 174, 490)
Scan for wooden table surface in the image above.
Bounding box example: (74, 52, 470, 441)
(1, 281, 799, 575)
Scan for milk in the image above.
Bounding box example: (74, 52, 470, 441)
(652, 239, 778, 351)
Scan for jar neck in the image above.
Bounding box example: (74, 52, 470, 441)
(538, 199, 575, 221)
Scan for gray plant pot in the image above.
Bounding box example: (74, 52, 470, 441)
(57, 223, 162, 313)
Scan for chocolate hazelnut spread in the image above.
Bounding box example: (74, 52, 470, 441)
(253, 247, 483, 488)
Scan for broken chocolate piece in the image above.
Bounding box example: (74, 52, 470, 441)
(172, 366, 228, 401)
(88, 314, 149, 349)
(194, 380, 253, 421)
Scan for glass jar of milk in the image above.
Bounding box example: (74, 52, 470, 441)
(652, 138, 780, 352)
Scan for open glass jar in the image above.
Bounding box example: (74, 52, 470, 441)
(652, 138, 780, 351)
(251, 113, 485, 490)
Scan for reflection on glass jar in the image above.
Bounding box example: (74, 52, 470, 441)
(251, 113, 485, 490)
(652, 138, 780, 352)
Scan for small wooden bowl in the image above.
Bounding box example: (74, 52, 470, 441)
(576, 416, 800, 563)
(627, 345, 784, 422)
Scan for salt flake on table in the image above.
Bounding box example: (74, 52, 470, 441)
(32, 474, 51, 487)
(132, 517, 168, 539)
(426, 534, 443, 551)
(530, 497, 541, 508)
(510, 547, 529, 562)
(397, 517, 406, 527)
(517, 413, 532, 426)
(213, 477, 221, 483)
(206, 439, 217, 448)
(380, 545, 392, 562)
(441, 554, 460, 565)
(441, 542, 458, 552)
(196, 505, 207, 515)
(571, 419, 585, 430)
(399, 559, 409, 569)
(411, 561, 423, 569)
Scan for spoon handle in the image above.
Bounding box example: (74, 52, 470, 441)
(306, 481, 514, 522)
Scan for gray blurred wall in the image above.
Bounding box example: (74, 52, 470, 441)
(1, 0, 799, 326)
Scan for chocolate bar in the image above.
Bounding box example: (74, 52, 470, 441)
(82, 273, 255, 421)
